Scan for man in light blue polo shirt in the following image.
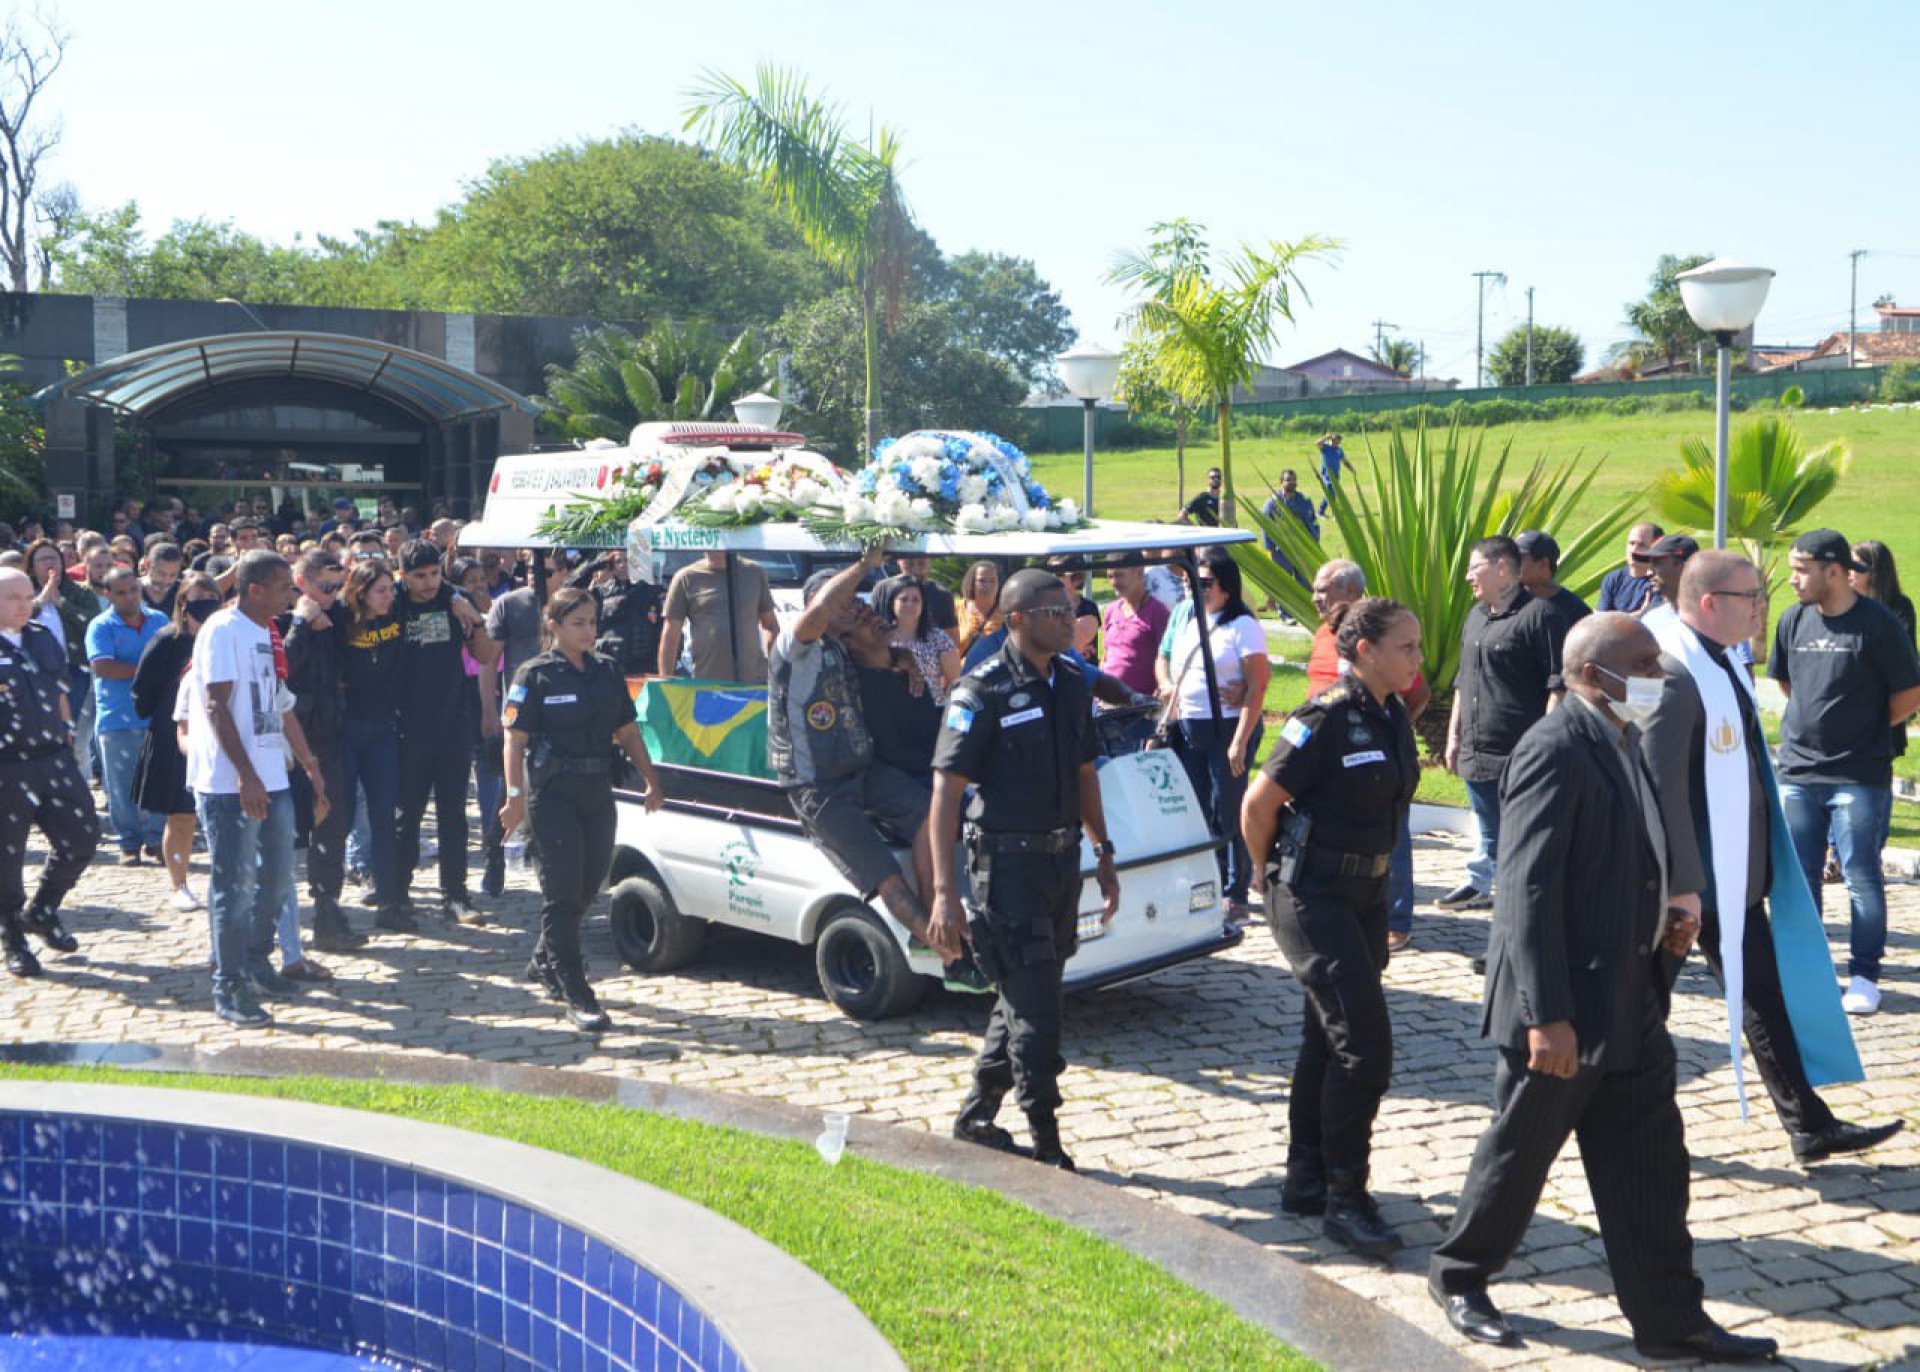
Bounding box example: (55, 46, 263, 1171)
(86, 566, 168, 864)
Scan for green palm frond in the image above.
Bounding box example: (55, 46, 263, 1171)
(1651, 416, 1850, 546)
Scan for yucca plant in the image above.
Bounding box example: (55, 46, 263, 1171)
(1235, 412, 1645, 749)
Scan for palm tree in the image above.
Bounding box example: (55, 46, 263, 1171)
(1238, 413, 1644, 753)
(1109, 221, 1336, 525)
(1648, 415, 1850, 653)
(538, 321, 767, 442)
(685, 66, 911, 459)
(1371, 337, 1419, 377)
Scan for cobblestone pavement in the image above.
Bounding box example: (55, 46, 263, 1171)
(5, 819, 1918, 1371)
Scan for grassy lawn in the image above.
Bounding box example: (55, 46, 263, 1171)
(0, 1065, 1319, 1372)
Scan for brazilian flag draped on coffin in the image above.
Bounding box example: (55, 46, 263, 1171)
(631, 679, 772, 780)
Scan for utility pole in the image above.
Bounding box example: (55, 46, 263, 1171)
(1473, 269, 1506, 389)
(1849, 249, 1868, 368)
(1371, 318, 1398, 362)
(1524, 286, 1536, 386)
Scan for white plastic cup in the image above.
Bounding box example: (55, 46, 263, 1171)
(815, 1110, 851, 1165)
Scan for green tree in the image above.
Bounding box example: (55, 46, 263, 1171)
(685, 66, 913, 458)
(50, 203, 321, 302)
(1369, 336, 1419, 377)
(934, 251, 1075, 390)
(1623, 252, 1713, 371)
(0, 355, 43, 509)
(537, 320, 770, 442)
(776, 291, 1024, 460)
(1114, 339, 1198, 505)
(1486, 324, 1584, 386)
(1648, 415, 1849, 648)
(1109, 219, 1336, 526)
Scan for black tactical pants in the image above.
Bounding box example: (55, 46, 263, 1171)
(1699, 901, 1836, 1138)
(529, 774, 617, 983)
(967, 846, 1081, 1116)
(1267, 856, 1393, 1176)
(294, 739, 352, 922)
(0, 751, 99, 929)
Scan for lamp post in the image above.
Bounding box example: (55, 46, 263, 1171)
(1056, 342, 1121, 517)
(732, 391, 784, 430)
(1677, 258, 1775, 549)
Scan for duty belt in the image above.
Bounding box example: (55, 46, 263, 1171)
(549, 755, 613, 774)
(965, 823, 1078, 854)
(1306, 845, 1391, 878)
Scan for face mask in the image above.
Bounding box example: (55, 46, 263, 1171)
(183, 598, 222, 624)
(1597, 665, 1662, 726)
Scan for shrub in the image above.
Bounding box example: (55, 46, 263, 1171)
(1779, 384, 1806, 409)
(1882, 361, 1920, 403)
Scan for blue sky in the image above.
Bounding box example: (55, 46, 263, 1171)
(50, 0, 1920, 381)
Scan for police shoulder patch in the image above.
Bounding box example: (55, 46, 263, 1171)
(1280, 716, 1313, 748)
(944, 702, 976, 733)
(507, 683, 529, 703)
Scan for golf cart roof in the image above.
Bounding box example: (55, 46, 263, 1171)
(459, 449, 1254, 557)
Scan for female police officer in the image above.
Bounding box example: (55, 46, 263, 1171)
(1242, 596, 1422, 1259)
(499, 586, 663, 1032)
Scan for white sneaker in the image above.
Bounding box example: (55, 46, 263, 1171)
(1841, 976, 1881, 1015)
(169, 886, 202, 913)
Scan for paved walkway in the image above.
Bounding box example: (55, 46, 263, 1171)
(4, 826, 1917, 1371)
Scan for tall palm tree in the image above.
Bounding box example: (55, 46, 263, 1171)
(1371, 337, 1419, 377)
(538, 321, 767, 441)
(685, 66, 912, 459)
(1109, 222, 1336, 525)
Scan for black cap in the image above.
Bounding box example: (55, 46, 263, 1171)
(802, 567, 842, 605)
(1790, 529, 1865, 572)
(1631, 533, 1699, 562)
(1514, 530, 1560, 563)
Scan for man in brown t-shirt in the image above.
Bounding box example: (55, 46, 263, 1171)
(657, 551, 779, 683)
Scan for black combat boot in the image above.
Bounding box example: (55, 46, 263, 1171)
(524, 945, 564, 1001)
(1280, 1147, 1327, 1217)
(3, 925, 41, 978)
(1323, 1167, 1402, 1260)
(1027, 1112, 1076, 1172)
(20, 904, 77, 954)
(554, 961, 611, 1032)
(311, 902, 367, 953)
(952, 1090, 1024, 1154)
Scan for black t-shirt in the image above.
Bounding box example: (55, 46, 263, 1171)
(505, 650, 632, 761)
(1537, 586, 1592, 630)
(337, 613, 403, 725)
(1454, 592, 1568, 781)
(1768, 595, 1920, 785)
(397, 585, 474, 732)
(856, 663, 939, 777)
(1182, 490, 1221, 527)
(1260, 681, 1418, 857)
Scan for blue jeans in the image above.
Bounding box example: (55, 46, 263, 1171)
(97, 727, 164, 853)
(475, 736, 505, 849)
(1389, 809, 1415, 934)
(345, 783, 371, 872)
(198, 788, 295, 995)
(71, 669, 95, 779)
(1780, 781, 1891, 982)
(339, 718, 401, 907)
(1464, 777, 1502, 894)
(1176, 716, 1264, 903)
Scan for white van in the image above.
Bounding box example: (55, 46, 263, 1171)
(462, 427, 1248, 1018)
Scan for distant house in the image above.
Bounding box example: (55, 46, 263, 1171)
(1782, 300, 1920, 370)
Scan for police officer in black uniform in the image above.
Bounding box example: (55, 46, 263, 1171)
(0, 567, 100, 976)
(1242, 595, 1423, 1259)
(929, 568, 1120, 1170)
(499, 586, 664, 1032)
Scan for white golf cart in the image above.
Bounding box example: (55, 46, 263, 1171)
(461, 425, 1250, 1019)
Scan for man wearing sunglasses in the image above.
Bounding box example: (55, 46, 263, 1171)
(285, 549, 364, 951)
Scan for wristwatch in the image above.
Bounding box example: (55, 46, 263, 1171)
(1091, 840, 1117, 860)
(506, 785, 524, 798)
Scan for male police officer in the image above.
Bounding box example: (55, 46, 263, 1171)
(0, 566, 99, 976)
(929, 568, 1120, 1170)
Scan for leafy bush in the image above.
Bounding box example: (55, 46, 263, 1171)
(1228, 390, 1715, 440)
(1883, 361, 1920, 403)
(1779, 384, 1806, 409)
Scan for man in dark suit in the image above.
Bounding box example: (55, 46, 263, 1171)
(1429, 613, 1778, 1363)
(1640, 549, 1900, 1163)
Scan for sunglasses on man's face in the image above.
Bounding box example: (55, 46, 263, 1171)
(1022, 603, 1076, 621)
(316, 582, 343, 596)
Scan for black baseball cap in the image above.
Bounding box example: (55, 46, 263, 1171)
(1514, 530, 1560, 563)
(1631, 533, 1699, 562)
(1790, 529, 1865, 571)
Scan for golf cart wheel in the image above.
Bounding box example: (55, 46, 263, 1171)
(814, 904, 925, 1021)
(609, 874, 706, 972)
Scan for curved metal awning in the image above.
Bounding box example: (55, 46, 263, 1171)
(35, 331, 539, 423)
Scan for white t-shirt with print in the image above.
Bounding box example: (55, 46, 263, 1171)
(1168, 612, 1268, 719)
(185, 607, 287, 795)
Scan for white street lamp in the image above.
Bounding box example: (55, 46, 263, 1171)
(732, 391, 785, 430)
(1678, 258, 1775, 548)
(1057, 342, 1122, 517)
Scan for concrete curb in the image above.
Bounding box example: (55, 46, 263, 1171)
(0, 1042, 1477, 1372)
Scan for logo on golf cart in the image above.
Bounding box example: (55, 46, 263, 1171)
(1140, 752, 1192, 817)
(720, 839, 769, 921)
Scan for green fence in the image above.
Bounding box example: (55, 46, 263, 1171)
(1024, 367, 1892, 452)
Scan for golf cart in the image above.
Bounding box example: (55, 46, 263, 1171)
(461, 426, 1250, 1019)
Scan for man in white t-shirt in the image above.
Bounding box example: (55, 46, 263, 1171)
(186, 550, 328, 1028)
